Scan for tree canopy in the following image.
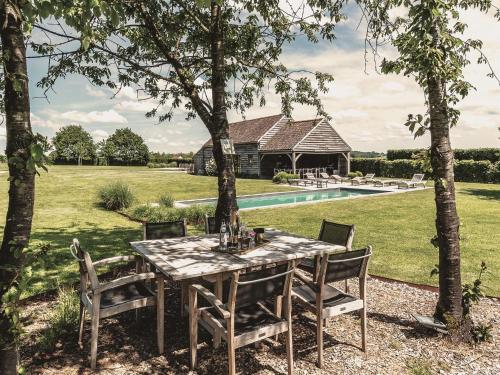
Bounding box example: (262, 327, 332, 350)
(52, 125, 96, 165)
(102, 128, 149, 166)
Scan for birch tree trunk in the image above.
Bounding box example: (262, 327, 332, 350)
(0, 1, 36, 373)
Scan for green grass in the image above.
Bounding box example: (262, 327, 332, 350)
(0, 165, 297, 296)
(0, 165, 498, 297)
(241, 182, 500, 296)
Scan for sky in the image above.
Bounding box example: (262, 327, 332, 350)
(0, 4, 499, 154)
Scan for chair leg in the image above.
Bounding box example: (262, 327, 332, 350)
(78, 302, 86, 349)
(227, 323, 236, 375)
(157, 275, 165, 355)
(285, 297, 294, 375)
(274, 295, 283, 340)
(90, 297, 100, 370)
(345, 279, 349, 294)
(189, 287, 198, 369)
(316, 312, 324, 368)
(361, 305, 367, 352)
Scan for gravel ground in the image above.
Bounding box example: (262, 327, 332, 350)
(21, 277, 500, 374)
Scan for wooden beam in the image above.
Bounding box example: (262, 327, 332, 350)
(291, 152, 296, 174)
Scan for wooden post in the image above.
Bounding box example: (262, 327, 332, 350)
(347, 152, 351, 174)
(291, 152, 296, 174)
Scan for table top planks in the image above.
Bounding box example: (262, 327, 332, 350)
(130, 229, 346, 281)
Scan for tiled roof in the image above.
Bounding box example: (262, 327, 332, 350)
(203, 114, 283, 147)
(260, 119, 321, 151)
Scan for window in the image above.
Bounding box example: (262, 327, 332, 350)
(248, 154, 254, 165)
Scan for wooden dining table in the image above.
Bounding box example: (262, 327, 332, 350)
(129, 228, 347, 336)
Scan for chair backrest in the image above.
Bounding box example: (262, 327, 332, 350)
(305, 173, 316, 179)
(330, 174, 341, 179)
(143, 219, 187, 240)
(223, 262, 295, 311)
(319, 246, 372, 285)
(318, 220, 355, 250)
(365, 173, 375, 179)
(411, 174, 425, 182)
(205, 215, 218, 234)
(320, 172, 329, 179)
(70, 239, 99, 293)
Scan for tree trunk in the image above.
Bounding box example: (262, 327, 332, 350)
(427, 75, 463, 319)
(426, 23, 469, 341)
(0, 1, 36, 372)
(210, 2, 237, 227)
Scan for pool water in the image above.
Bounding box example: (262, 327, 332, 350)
(177, 188, 386, 210)
(236, 188, 382, 209)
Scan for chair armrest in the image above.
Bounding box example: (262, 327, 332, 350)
(295, 271, 319, 293)
(93, 255, 137, 268)
(94, 272, 158, 293)
(190, 284, 230, 319)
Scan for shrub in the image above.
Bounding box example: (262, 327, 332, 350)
(454, 160, 492, 183)
(380, 159, 423, 179)
(350, 158, 384, 176)
(489, 161, 500, 183)
(345, 171, 363, 178)
(205, 158, 217, 176)
(387, 149, 423, 161)
(98, 181, 135, 210)
(158, 193, 175, 207)
(182, 204, 216, 226)
(272, 172, 299, 183)
(39, 287, 80, 352)
(128, 204, 215, 226)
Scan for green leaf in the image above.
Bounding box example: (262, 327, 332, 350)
(81, 37, 91, 51)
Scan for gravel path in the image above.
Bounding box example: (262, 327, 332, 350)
(21, 277, 500, 374)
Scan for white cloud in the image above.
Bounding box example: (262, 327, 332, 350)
(114, 87, 138, 100)
(114, 100, 157, 113)
(85, 85, 107, 98)
(91, 129, 109, 142)
(59, 110, 127, 124)
(334, 109, 369, 119)
(380, 82, 406, 92)
(30, 112, 62, 131)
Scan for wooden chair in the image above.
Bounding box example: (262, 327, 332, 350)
(189, 261, 296, 375)
(142, 219, 188, 314)
(293, 246, 372, 368)
(204, 215, 218, 234)
(71, 239, 164, 370)
(298, 220, 355, 290)
(143, 219, 187, 240)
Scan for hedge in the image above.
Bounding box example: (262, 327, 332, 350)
(351, 158, 499, 183)
(454, 160, 493, 183)
(387, 148, 500, 162)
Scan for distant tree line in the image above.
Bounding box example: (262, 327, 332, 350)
(50, 125, 149, 166)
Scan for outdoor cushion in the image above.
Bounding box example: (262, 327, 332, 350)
(100, 282, 154, 309)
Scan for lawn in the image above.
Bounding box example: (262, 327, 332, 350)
(0, 165, 297, 296)
(0, 165, 498, 297)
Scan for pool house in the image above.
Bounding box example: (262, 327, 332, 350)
(193, 114, 352, 178)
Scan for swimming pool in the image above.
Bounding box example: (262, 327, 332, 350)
(176, 187, 388, 210)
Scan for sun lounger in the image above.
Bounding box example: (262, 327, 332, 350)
(329, 174, 350, 183)
(351, 173, 376, 185)
(372, 179, 399, 187)
(398, 174, 426, 189)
